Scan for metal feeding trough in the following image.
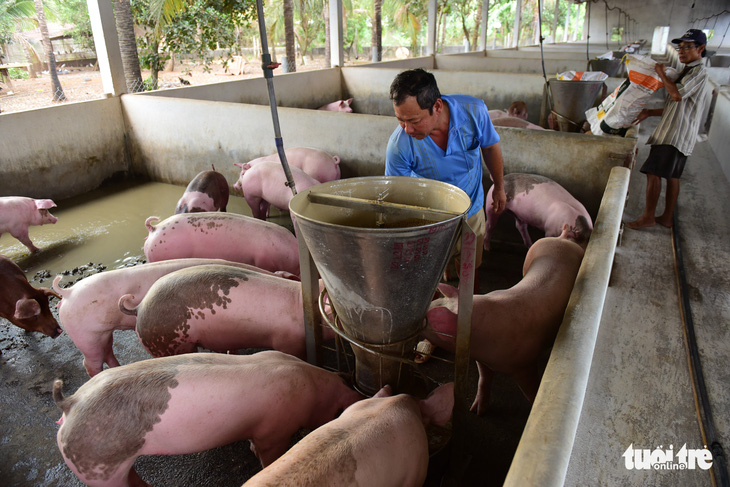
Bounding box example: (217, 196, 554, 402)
(289, 176, 472, 396)
(548, 78, 606, 132)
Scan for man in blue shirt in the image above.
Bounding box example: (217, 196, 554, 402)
(385, 68, 506, 289)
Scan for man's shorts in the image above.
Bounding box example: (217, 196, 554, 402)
(640, 145, 688, 179)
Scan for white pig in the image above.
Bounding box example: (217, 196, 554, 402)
(119, 264, 334, 360)
(52, 258, 293, 377)
(54, 351, 365, 487)
(0, 196, 58, 252)
(236, 147, 342, 184)
(233, 161, 321, 220)
(245, 383, 454, 487)
(484, 173, 593, 250)
(317, 98, 353, 112)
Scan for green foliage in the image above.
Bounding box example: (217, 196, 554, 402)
(8, 65, 29, 77)
(50, 0, 93, 50)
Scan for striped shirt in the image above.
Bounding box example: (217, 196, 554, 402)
(647, 58, 709, 156)
(385, 94, 500, 218)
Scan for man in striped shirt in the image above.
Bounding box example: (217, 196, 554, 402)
(627, 29, 709, 229)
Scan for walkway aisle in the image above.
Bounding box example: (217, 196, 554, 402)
(565, 117, 730, 486)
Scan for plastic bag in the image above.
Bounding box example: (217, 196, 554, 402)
(585, 54, 678, 136)
(556, 71, 610, 81)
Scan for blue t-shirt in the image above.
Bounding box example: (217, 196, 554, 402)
(385, 94, 500, 218)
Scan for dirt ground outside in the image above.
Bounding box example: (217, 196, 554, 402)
(0, 53, 343, 114)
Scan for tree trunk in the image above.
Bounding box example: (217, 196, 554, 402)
(33, 0, 65, 101)
(283, 0, 296, 72)
(371, 0, 382, 62)
(471, 3, 482, 52)
(114, 0, 143, 92)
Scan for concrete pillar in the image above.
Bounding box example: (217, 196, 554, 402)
(479, 0, 489, 51)
(427, 0, 437, 55)
(513, 0, 522, 47)
(329, 0, 344, 67)
(86, 0, 126, 96)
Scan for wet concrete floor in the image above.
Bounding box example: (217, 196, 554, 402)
(1, 177, 533, 486)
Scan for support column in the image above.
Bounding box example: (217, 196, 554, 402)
(86, 0, 126, 96)
(427, 0, 437, 55)
(479, 0, 490, 51)
(513, 0, 522, 47)
(329, 0, 344, 67)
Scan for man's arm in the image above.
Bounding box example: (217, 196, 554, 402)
(480, 142, 506, 214)
(655, 63, 682, 102)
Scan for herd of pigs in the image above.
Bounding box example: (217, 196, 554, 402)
(1, 134, 594, 486)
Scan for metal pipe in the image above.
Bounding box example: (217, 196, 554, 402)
(254, 0, 297, 196)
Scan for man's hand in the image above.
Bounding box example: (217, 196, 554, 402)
(491, 186, 507, 214)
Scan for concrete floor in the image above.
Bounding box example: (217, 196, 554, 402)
(565, 117, 730, 485)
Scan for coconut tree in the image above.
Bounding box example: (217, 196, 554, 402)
(32, 0, 64, 100)
(371, 0, 381, 61)
(283, 0, 295, 71)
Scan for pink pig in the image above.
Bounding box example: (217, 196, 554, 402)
(491, 116, 546, 130)
(120, 264, 334, 360)
(233, 161, 321, 220)
(485, 173, 593, 250)
(52, 258, 293, 377)
(143, 212, 300, 275)
(423, 228, 585, 415)
(0, 196, 58, 253)
(245, 383, 454, 487)
(0, 255, 62, 337)
(174, 169, 229, 214)
(237, 147, 341, 184)
(317, 98, 353, 112)
(54, 351, 365, 486)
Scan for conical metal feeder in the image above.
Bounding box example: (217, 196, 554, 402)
(289, 176, 471, 396)
(549, 78, 605, 132)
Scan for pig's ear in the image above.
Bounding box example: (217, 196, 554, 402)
(234, 162, 244, 168)
(35, 199, 56, 210)
(436, 283, 459, 299)
(419, 382, 454, 427)
(15, 299, 41, 319)
(346, 98, 353, 104)
(374, 385, 393, 398)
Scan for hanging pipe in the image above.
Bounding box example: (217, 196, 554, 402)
(585, 0, 592, 65)
(255, 0, 297, 197)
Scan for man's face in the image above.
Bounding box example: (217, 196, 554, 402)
(676, 41, 704, 63)
(394, 96, 442, 140)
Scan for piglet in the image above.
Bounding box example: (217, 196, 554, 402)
(0, 196, 58, 253)
(245, 383, 454, 487)
(507, 100, 529, 120)
(0, 255, 62, 337)
(53, 258, 293, 377)
(423, 227, 584, 415)
(317, 98, 353, 112)
(54, 351, 365, 486)
(233, 161, 321, 220)
(120, 264, 334, 359)
(174, 168, 229, 214)
(143, 212, 300, 275)
(485, 173, 592, 250)
(237, 146, 341, 184)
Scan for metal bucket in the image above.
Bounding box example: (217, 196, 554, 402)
(548, 79, 605, 132)
(289, 176, 471, 395)
(588, 58, 622, 78)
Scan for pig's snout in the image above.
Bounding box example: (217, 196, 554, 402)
(118, 294, 139, 316)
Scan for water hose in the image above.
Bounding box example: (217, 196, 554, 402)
(672, 210, 729, 487)
(254, 0, 297, 196)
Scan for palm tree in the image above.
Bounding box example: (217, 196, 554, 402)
(114, 0, 143, 92)
(283, 0, 295, 71)
(32, 0, 64, 100)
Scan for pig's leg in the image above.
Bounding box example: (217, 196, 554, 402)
(484, 207, 499, 251)
(250, 436, 292, 467)
(471, 361, 494, 416)
(245, 195, 265, 220)
(511, 365, 541, 403)
(103, 337, 121, 369)
(11, 229, 39, 253)
(514, 218, 533, 247)
(78, 332, 117, 377)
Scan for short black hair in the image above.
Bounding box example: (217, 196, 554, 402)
(389, 68, 441, 114)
